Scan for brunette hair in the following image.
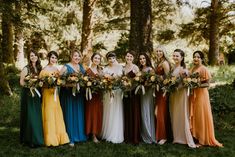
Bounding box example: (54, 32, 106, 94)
(174, 49, 186, 68)
(27, 50, 42, 75)
(47, 51, 58, 65)
(106, 51, 116, 59)
(137, 53, 153, 71)
(193, 50, 206, 65)
(91, 52, 102, 61)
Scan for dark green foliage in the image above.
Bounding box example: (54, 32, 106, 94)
(210, 84, 235, 115)
(227, 48, 235, 64)
(156, 29, 175, 43)
(114, 32, 129, 61)
(93, 42, 107, 53)
(5, 65, 20, 90)
(178, 1, 234, 50)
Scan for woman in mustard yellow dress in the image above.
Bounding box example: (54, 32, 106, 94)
(40, 51, 69, 146)
(190, 51, 223, 147)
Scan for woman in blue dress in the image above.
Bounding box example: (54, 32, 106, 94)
(59, 50, 87, 146)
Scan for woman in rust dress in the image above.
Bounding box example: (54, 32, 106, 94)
(123, 50, 141, 144)
(190, 51, 223, 147)
(153, 45, 171, 145)
(85, 53, 103, 143)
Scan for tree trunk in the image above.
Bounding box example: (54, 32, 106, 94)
(81, 0, 97, 67)
(208, 0, 219, 65)
(129, 0, 153, 56)
(0, 31, 12, 96)
(14, 0, 25, 69)
(1, 0, 14, 64)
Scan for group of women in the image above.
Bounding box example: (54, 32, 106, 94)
(20, 46, 223, 148)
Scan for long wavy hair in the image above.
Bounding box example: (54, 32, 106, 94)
(137, 53, 153, 71)
(27, 51, 42, 75)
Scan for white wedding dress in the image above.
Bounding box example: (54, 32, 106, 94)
(101, 64, 124, 143)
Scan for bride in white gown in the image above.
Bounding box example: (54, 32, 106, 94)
(101, 51, 124, 143)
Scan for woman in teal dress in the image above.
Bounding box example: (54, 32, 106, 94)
(60, 50, 87, 146)
(19, 51, 44, 147)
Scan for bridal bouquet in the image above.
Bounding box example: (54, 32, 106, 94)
(81, 75, 103, 100)
(100, 74, 121, 91)
(120, 75, 133, 91)
(39, 72, 59, 88)
(161, 74, 181, 96)
(24, 74, 41, 97)
(182, 72, 200, 96)
(132, 72, 152, 95)
(64, 73, 83, 96)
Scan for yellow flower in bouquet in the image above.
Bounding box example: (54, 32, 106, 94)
(182, 72, 200, 89)
(161, 74, 181, 95)
(87, 81, 92, 87)
(150, 75, 156, 82)
(39, 72, 59, 88)
(83, 76, 89, 81)
(24, 74, 40, 88)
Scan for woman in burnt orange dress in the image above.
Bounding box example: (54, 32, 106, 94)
(85, 53, 103, 143)
(190, 51, 223, 147)
(153, 46, 171, 145)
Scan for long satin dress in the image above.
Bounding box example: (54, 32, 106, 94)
(123, 70, 141, 144)
(60, 64, 87, 144)
(101, 64, 124, 143)
(40, 70, 69, 146)
(85, 68, 103, 137)
(140, 67, 156, 144)
(20, 66, 44, 146)
(155, 65, 171, 142)
(190, 65, 223, 147)
(169, 66, 196, 148)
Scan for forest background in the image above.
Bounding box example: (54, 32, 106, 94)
(0, 0, 234, 156)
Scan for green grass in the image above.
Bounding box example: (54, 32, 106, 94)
(0, 66, 234, 157)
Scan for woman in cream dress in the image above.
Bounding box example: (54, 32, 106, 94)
(169, 49, 196, 148)
(101, 51, 124, 143)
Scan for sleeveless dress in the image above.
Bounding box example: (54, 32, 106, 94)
(20, 66, 44, 146)
(155, 65, 171, 142)
(169, 66, 196, 148)
(40, 70, 69, 146)
(101, 65, 124, 143)
(60, 64, 87, 144)
(190, 65, 222, 147)
(123, 70, 141, 144)
(140, 67, 156, 143)
(85, 68, 103, 137)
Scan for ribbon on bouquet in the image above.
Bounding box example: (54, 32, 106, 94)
(163, 91, 167, 97)
(187, 87, 190, 96)
(72, 83, 80, 96)
(86, 87, 92, 100)
(110, 90, 114, 103)
(156, 84, 159, 92)
(153, 89, 156, 97)
(135, 85, 145, 95)
(54, 87, 57, 102)
(29, 87, 41, 97)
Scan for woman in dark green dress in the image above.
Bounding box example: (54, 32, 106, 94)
(19, 51, 44, 147)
